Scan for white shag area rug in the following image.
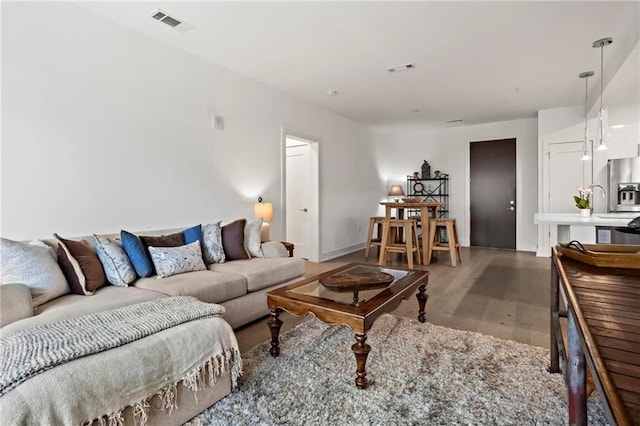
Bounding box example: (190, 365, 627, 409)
(188, 314, 605, 425)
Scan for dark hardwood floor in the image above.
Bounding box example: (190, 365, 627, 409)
(234, 247, 552, 353)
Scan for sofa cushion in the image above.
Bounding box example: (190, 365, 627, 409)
(134, 270, 247, 304)
(209, 257, 305, 292)
(1, 286, 166, 336)
(222, 219, 250, 261)
(93, 235, 137, 287)
(54, 234, 107, 295)
(203, 222, 225, 264)
(148, 241, 207, 279)
(0, 238, 69, 307)
(0, 284, 33, 328)
(121, 230, 154, 278)
(244, 218, 264, 258)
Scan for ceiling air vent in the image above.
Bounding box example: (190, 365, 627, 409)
(150, 9, 194, 33)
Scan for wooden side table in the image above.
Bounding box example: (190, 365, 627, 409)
(280, 241, 294, 257)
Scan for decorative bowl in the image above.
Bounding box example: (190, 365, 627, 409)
(401, 197, 420, 203)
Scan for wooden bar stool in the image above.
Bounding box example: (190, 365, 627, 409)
(364, 216, 385, 259)
(378, 219, 421, 269)
(427, 218, 461, 267)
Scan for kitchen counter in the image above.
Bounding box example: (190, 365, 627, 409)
(534, 212, 635, 226)
(534, 212, 638, 256)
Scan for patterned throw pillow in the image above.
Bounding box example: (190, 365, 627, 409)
(202, 221, 225, 264)
(244, 218, 264, 258)
(54, 234, 107, 296)
(93, 235, 137, 287)
(1, 238, 70, 306)
(148, 241, 207, 279)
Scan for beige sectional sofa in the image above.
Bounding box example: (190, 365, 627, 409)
(0, 231, 306, 425)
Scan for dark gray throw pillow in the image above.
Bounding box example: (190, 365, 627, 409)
(222, 219, 250, 261)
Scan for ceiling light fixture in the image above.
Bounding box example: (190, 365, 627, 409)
(387, 63, 415, 73)
(326, 90, 338, 96)
(593, 37, 613, 151)
(579, 71, 594, 161)
(446, 119, 463, 124)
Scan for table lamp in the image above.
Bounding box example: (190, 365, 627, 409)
(388, 185, 405, 202)
(254, 197, 274, 242)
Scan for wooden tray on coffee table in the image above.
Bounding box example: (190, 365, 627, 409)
(556, 242, 640, 269)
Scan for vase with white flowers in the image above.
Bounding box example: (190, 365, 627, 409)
(574, 187, 592, 217)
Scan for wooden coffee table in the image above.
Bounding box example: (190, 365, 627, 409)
(266, 263, 429, 389)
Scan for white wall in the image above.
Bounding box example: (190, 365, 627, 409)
(1, 2, 384, 261)
(374, 118, 539, 252)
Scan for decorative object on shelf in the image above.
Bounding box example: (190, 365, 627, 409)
(413, 172, 420, 179)
(421, 160, 431, 179)
(434, 170, 441, 178)
(413, 182, 425, 194)
(593, 37, 613, 152)
(387, 185, 405, 202)
(579, 71, 594, 161)
(401, 197, 421, 203)
(254, 196, 274, 241)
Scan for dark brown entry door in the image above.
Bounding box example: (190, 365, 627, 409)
(470, 139, 516, 249)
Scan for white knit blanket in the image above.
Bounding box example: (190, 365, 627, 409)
(0, 296, 225, 397)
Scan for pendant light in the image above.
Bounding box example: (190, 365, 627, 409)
(579, 71, 594, 161)
(593, 37, 613, 151)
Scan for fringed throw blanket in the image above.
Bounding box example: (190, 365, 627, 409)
(0, 296, 229, 397)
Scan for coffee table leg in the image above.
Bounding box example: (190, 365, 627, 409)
(416, 284, 428, 323)
(268, 308, 282, 357)
(351, 333, 371, 389)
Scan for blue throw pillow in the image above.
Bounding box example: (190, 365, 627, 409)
(183, 224, 202, 245)
(120, 230, 154, 278)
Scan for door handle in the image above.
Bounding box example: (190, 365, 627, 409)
(300, 208, 308, 212)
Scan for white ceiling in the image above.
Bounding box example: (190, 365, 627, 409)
(78, 1, 640, 129)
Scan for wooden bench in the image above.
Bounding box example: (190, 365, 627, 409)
(550, 247, 640, 425)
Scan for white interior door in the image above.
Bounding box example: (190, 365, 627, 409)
(549, 141, 592, 213)
(286, 141, 310, 259)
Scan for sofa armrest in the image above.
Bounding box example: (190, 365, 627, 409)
(0, 283, 34, 328)
(261, 241, 290, 258)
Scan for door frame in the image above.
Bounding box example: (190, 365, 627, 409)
(281, 129, 320, 262)
(465, 138, 518, 249)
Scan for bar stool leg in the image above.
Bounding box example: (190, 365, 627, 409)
(413, 223, 422, 265)
(447, 222, 457, 267)
(378, 221, 389, 266)
(404, 223, 414, 269)
(427, 220, 437, 264)
(365, 218, 375, 259)
(453, 221, 462, 263)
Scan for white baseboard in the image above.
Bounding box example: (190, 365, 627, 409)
(319, 242, 364, 262)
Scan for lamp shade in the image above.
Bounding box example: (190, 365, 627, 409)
(254, 202, 273, 222)
(387, 185, 405, 197)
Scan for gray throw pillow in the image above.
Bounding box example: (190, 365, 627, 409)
(244, 218, 264, 258)
(0, 238, 70, 306)
(148, 241, 207, 279)
(203, 221, 225, 264)
(93, 235, 137, 286)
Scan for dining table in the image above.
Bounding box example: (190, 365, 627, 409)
(379, 201, 445, 265)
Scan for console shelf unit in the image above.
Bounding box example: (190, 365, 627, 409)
(406, 175, 449, 218)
